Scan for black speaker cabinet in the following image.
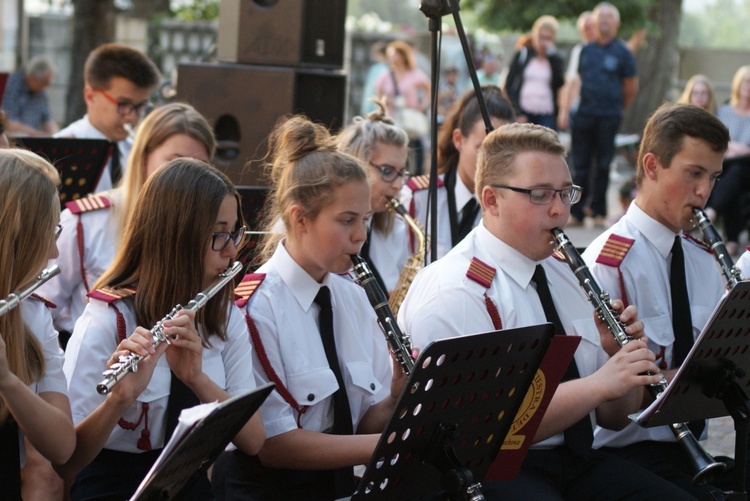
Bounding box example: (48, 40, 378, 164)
(176, 62, 347, 186)
(217, 0, 347, 69)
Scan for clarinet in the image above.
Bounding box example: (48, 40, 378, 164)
(350, 255, 415, 375)
(692, 208, 743, 289)
(0, 266, 61, 317)
(551, 228, 725, 486)
(96, 261, 244, 395)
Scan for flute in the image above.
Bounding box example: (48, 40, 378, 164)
(0, 266, 61, 317)
(96, 261, 244, 394)
(551, 228, 725, 486)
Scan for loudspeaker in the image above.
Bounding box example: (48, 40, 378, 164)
(217, 0, 347, 69)
(176, 62, 347, 186)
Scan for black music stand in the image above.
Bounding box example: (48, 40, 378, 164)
(236, 186, 271, 271)
(13, 137, 110, 207)
(130, 383, 275, 501)
(351, 324, 556, 500)
(635, 281, 750, 500)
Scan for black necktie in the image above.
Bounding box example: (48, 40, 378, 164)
(314, 286, 355, 497)
(669, 236, 705, 437)
(456, 197, 479, 242)
(0, 416, 21, 499)
(109, 141, 122, 186)
(164, 373, 200, 444)
(532, 264, 593, 456)
(671, 236, 694, 367)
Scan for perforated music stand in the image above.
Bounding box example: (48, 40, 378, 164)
(14, 137, 110, 207)
(130, 383, 275, 501)
(351, 324, 556, 500)
(635, 281, 750, 500)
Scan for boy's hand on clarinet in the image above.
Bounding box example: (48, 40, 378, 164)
(108, 327, 167, 404)
(163, 309, 204, 386)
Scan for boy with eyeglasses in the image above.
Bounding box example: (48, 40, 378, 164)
(56, 43, 160, 193)
(397, 122, 698, 499)
(583, 103, 730, 499)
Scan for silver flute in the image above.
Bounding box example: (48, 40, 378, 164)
(96, 261, 244, 395)
(350, 255, 415, 375)
(551, 228, 725, 486)
(0, 266, 61, 317)
(692, 208, 743, 289)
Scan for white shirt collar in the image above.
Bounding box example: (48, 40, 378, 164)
(454, 172, 476, 211)
(476, 222, 537, 289)
(270, 239, 337, 312)
(629, 201, 681, 259)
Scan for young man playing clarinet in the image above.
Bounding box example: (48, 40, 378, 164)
(583, 103, 730, 499)
(398, 122, 694, 499)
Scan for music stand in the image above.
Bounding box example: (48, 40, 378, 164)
(14, 137, 111, 207)
(635, 281, 750, 500)
(236, 186, 271, 271)
(130, 383, 275, 501)
(351, 324, 558, 500)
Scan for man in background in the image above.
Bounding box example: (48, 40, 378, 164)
(2, 55, 59, 136)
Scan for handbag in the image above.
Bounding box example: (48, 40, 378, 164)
(390, 71, 429, 139)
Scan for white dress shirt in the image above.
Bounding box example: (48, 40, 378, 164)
(736, 249, 750, 278)
(246, 240, 392, 439)
(583, 202, 726, 447)
(400, 172, 481, 260)
(64, 299, 255, 453)
(55, 115, 132, 193)
(37, 190, 122, 333)
(367, 216, 411, 292)
(398, 222, 606, 448)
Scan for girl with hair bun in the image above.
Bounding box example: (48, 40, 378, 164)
(336, 99, 411, 294)
(212, 115, 406, 500)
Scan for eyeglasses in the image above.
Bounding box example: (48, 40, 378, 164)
(212, 226, 246, 251)
(491, 184, 582, 205)
(370, 162, 411, 183)
(93, 88, 153, 117)
(55, 224, 62, 240)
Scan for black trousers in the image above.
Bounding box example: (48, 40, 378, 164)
(479, 446, 701, 500)
(71, 448, 213, 501)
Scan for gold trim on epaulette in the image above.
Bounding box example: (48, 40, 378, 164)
(66, 193, 112, 214)
(235, 273, 266, 308)
(595, 234, 635, 267)
(466, 257, 496, 289)
(87, 285, 137, 303)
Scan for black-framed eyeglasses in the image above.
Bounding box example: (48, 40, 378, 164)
(93, 88, 153, 117)
(55, 224, 62, 240)
(370, 162, 411, 183)
(212, 226, 246, 251)
(491, 184, 582, 205)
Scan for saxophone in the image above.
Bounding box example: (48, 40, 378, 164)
(386, 196, 427, 316)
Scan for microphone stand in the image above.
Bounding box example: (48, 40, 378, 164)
(419, 0, 495, 264)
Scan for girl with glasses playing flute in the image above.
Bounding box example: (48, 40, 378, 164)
(0, 149, 75, 498)
(54, 159, 265, 500)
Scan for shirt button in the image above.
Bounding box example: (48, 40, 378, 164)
(370, 383, 376, 390)
(307, 393, 315, 402)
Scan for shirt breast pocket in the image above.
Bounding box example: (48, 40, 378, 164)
(345, 361, 382, 403)
(571, 317, 602, 376)
(287, 367, 339, 430)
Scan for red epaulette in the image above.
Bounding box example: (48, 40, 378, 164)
(683, 233, 712, 254)
(65, 193, 112, 215)
(30, 293, 56, 309)
(406, 174, 443, 192)
(466, 257, 496, 287)
(87, 285, 137, 303)
(595, 234, 635, 267)
(235, 273, 266, 308)
(466, 257, 502, 330)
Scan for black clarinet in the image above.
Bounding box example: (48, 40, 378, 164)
(551, 228, 725, 486)
(693, 208, 743, 289)
(350, 255, 415, 375)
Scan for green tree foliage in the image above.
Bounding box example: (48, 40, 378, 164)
(680, 0, 750, 48)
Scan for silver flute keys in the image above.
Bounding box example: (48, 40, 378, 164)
(0, 266, 61, 317)
(96, 261, 244, 395)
